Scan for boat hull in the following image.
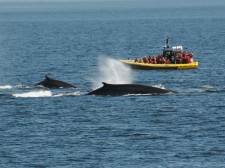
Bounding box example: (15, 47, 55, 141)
(120, 60, 198, 70)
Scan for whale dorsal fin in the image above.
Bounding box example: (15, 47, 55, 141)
(45, 76, 50, 80)
(102, 82, 113, 86)
(102, 82, 114, 87)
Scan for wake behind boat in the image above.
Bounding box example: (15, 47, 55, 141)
(121, 37, 198, 70)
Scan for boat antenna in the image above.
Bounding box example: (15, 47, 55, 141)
(165, 36, 170, 49)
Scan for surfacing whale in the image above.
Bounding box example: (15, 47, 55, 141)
(87, 82, 173, 96)
(35, 76, 76, 88)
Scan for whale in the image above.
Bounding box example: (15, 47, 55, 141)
(87, 82, 173, 96)
(35, 76, 76, 88)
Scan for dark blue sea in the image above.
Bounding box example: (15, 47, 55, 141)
(1, 1, 225, 167)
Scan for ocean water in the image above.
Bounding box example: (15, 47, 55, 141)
(0, 1, 225, 168)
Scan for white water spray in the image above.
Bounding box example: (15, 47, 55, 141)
(0, 85, 13, 89)
(91, 56, 133, 89)
(12, 90, 52, 98)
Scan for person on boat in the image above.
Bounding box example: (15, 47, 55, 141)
(165, 59, 170, 64)
(170, 54, 176, 64)
(176, 53, 182, 64)
(143, 56, 148, 63)
(182, 51, 188, 64)
(135, 58, 142, 63)
(165, 51, 172, 62)
(151, 57, 157, 64)
(162, 57, 167, 64)
(156, 55, 162, 64)
(139, 58, 144, 63)
(188, 52, 194, 63)
(148, 56, 153, 64)
(135, 58, 139, 62)
(153, 56, 156, 63)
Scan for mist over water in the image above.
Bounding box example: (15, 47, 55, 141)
(91, 56, 133, 89)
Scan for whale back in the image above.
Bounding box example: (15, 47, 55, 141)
(87, 82, 170, 96)
(35, 76, 76, 88)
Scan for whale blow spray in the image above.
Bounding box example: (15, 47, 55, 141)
(92, 56, 133, 89)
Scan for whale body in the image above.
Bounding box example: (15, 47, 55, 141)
(87, 82, 172, 96)
(35, 76, 76, 88)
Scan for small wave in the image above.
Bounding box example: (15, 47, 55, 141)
(186, 85, 225, 94)
(53, 91, 81, 97)
(15, 84, 31, 89)
(0, 84, 31, 90)
(197, 85, 215, 89)
(194, 85, 220, 93)
(12, 90, 52, 98)
(124, 92, 172, 96)
(125, 93, 154, 96)
(0, 93, 7, 97)
(0, 85, 13, 89)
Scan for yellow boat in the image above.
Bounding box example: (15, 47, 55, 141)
(120, 59, 198, 70)
(120, 37, 199, 70)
